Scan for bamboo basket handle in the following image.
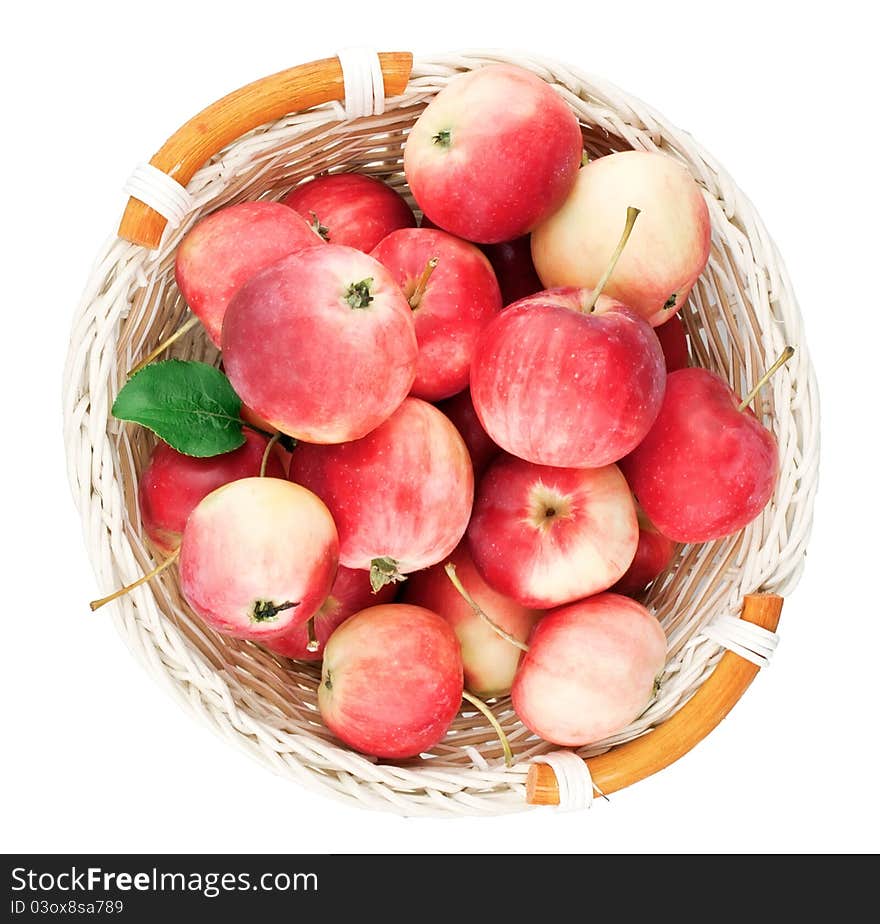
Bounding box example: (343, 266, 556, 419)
(526, 593, 784, 806)
(117, 52, 414, 249)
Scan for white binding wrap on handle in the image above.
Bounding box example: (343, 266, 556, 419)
(532, 751, 596, 811)
(702, 613, 780, 668)
(338, 47, 386, 118)
(122, 163, 194, 230)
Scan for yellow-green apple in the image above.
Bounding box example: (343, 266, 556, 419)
(282, 172, 416, 252)
(467, 454, 638, 608)
(221, 245, 418, 443)
(511, 593, 667, 746)
(263, 565, 396, 661)
(318, 603, 464, 759)
(620, 365, 782, 542)
(138, 431, 284, 555)
(371, 227, 502, 400)
(435, 388, 499, 479)
(655, 313, 690, 372)
(611, 506, 676, 596)
(290, 397, 474, 591)
(175, 200, 324, 345)
(404, 64, 583, 244)
(402, 543, 540, 698)
(469, 288, 666, 467)
(531, 151, 711, 326)
(179, 478, 338, 641)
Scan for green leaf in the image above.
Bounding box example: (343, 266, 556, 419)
(111, 360, 246, 457)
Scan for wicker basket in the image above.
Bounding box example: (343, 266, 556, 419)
(62, 49, 820, 816)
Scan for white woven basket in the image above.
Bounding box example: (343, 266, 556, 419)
(62, 49, 820, 816)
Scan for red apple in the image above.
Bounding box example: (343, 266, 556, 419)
(511, 593, 667, 746)
(655, 313, 690, 372)
(263, 566, 396, 661)
(289, 397, 474, 590)
(422, 218, 543, 305)
(404, 64, 583, 243)
(467, 454, 638, 608)
(531, 151, 711, 326)
(611, 506, 676, 596)
(175, 200, 323, 346)
(179, 478, 338, 641)
(470, 288, 666, 468)
(137, 431, 284, 555)
(318, 603, 464, 759)
(221, 244, 418, 443)
(370, 227, 502, 401)
(282, 173, 416, 252)
(620, 366, 781, 542)
(435, 388, 499, 479)
(402, 543, 540, 697)
(480, 236, 543, 306)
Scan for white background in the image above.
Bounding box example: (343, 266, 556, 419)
(3, 0, 878, 855)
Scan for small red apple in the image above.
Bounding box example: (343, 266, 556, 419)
(470, 288, 666, 468)
(221, 244, 418, 444)
(289, 397, 474, 590)
(611, 506, 676, 596)
(175, 200, 323, 346)
(512, 593, 667, 747)
(179, 478, 338, 641)
(467, 453, 638, 608)
(480, 236, 543, 306)
(620, 360, 788, 542)
(318, 603, 464, 759)
(654, 313, 690, 372)
(420, 218, 543, 304)
(402, 543, 540, 698)
(370, 227, 502, 401)
(434, 388, 499, 479)
(531, 151, 711, 326)
(137, 431, 284, 555)
(404, 64, 583, 243)
(282, 173, 416, 252)
(264, 565, 396, 661)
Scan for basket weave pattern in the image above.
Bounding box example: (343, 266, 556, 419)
(63, 51, 819, 816)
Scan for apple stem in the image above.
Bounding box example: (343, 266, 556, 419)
(308, 210, 330, 242)
(306, 617, 319, 653)
(89, 549, 180, 611)
(259, 432, 281, 477)
(408, 256, 439, 310)
(582, 206, 641, 312)
(127, 316, 200, 377)
(461, 690, 513, 768)
(444, 563, 529, 652)
(251, 599, 298, 622)
(369, 556, 407, 593)
(737, 346, 795, 412)
(345, 278, 374, 310)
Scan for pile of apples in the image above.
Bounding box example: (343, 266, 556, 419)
(105, 64, 789, 761)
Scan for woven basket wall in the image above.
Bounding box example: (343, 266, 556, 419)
(62, 50, 820, 816)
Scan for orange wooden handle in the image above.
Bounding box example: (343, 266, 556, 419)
(526, 593, 784, 806)
(118, 52, 414, 249)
